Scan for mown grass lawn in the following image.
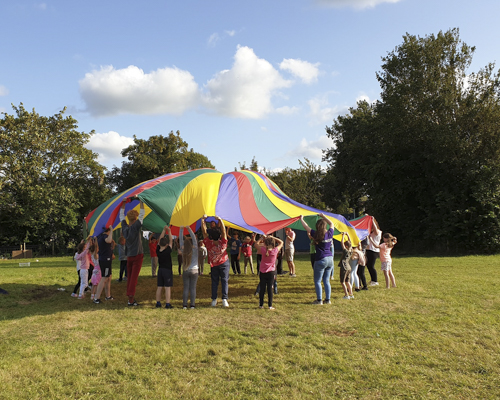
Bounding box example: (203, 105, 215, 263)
(0, 254, 499, 399)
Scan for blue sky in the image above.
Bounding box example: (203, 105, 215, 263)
(2, 0, 499, 174)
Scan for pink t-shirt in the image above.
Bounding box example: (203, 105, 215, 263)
(379, 243, 393, 263)
(259, 246, 279, 273)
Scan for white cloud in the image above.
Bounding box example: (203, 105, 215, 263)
(275, 106, 300, 115)
(79, 65, 199, 117)
(0, 85, 8, 96)
(286, 136, 333, 161)
(279, 59, 320, 84)
(225, 30, 236, 37)
(202, 46, 292, 119)
(315, 0, 400, 9)
(307, 94, 347, 125)
(207, 33, 220, 47)
(85, 131, 135, 166)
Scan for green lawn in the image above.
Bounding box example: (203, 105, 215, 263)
(0, 254, 499, 399)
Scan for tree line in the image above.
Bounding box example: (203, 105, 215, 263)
(2, 28, 499, 254)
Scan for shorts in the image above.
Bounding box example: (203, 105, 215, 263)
(339, 267, 351, 283)
(99, 259, 112, 278)
(381, 260, 392, 271)
(157, 268, 173, 287)
(285, 248, 294, 262)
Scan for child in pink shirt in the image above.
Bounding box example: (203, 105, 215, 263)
(74, 238, 92, 299)
(254, 235, 284, 310)
(369, 233, 397, 289)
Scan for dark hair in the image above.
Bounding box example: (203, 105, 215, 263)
(77, 242, 85, 253)
(159, 237, 168, 247)
(314, 219, 327, 245)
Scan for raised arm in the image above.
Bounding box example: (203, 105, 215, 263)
(179, 226, 185, 249)
(138, 201, 145, 223)
(187, 226, 197, 248)
(319, 212, 335, 229)
(119, 200, 126, 221)
(218, 216, 227, 240)
(274, 237, 284, 252)
(299, 215, 311, 235)
(105, 225, 113, 243)
(201, 215, 208, 239)
(341, 232, 350, 250)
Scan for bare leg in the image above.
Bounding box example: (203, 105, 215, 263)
(383, 271, 391, 289)
(165, 287, 171, 303)
(156, 287, 162, 302)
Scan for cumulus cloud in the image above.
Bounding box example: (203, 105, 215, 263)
(79, 65, 199, 117)
(308, 95, 347, 125)
(85, 131, 135, 166)
(0, 85, 8, 96)
(314, 0, 400, 9)
(202, 46, 292, 119)
(286, 136, 333, 161)
(280, 59, 320, 84)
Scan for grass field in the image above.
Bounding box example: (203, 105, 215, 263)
(0, 253, 499, 399)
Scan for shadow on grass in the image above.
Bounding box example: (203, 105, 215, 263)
(0, 271, 321, 321)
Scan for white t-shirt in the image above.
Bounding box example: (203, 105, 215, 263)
(367, 232, 381, 253)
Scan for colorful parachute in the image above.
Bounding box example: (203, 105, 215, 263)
(85, 169, 367, 245)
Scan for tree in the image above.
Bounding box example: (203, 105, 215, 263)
(107, 131, 215, 193)
(267, 159, 326, 210)
(0, 104, 110, 250)
(237, 156, 259, 171)
(324, 29, 500, 253)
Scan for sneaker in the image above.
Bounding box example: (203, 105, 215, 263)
(190, 306, 195, 309)
(269, 306, 275, 310)
(342, 296, 350, 300)
(183, 306, 187, 310)
(93, 299, 100, 304)
(211, 299, 217, 307)
(355, 288, 361, 292)
(370, 281, 379, 286)
(324, 300, 331, 304)
(71, 293, 77, 297)
(259, 306, 263, 309)
(165, 303, 173, 309)
(155, 302, 161, 308)
(105, 296, 114, 301)
(349, 295, 355, 299)
(90, 294, 95, 300)
(361, 286, 369, 291)
(312, 300, 323, 305)
(128, 300, 139, 306)
(290, 274, 297, 277)
(77, 295, 84, 300)
(222, 299, 229, 308)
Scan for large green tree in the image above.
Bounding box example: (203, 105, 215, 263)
(0, 104, 109, 249)
(324, 29, 500, 253)
(107, 131, 215, 193)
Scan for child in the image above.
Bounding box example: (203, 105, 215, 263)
(241, 233, 256, 274)
(198, 242, 207, 275)
(356, 238, 369, 290)
(369, 233, 398, 289)
(71, 241, 84, 297)
(180, 225, 199, 309)
(254, 235, 283, 310)
(349, 244, 366, 292)
(339, 232, 354, 300)
(149, 233, 158, 277)
(117, 236, 127, 281)
(89, 238, 101, 300)
(156, 226, 174, 308)
(74, 237, 92, 299)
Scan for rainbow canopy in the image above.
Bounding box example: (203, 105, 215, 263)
(85, 169, 367, 245)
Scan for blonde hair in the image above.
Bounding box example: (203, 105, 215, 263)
(182, 238, 193, 271)
(127, 209, 139, 223)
